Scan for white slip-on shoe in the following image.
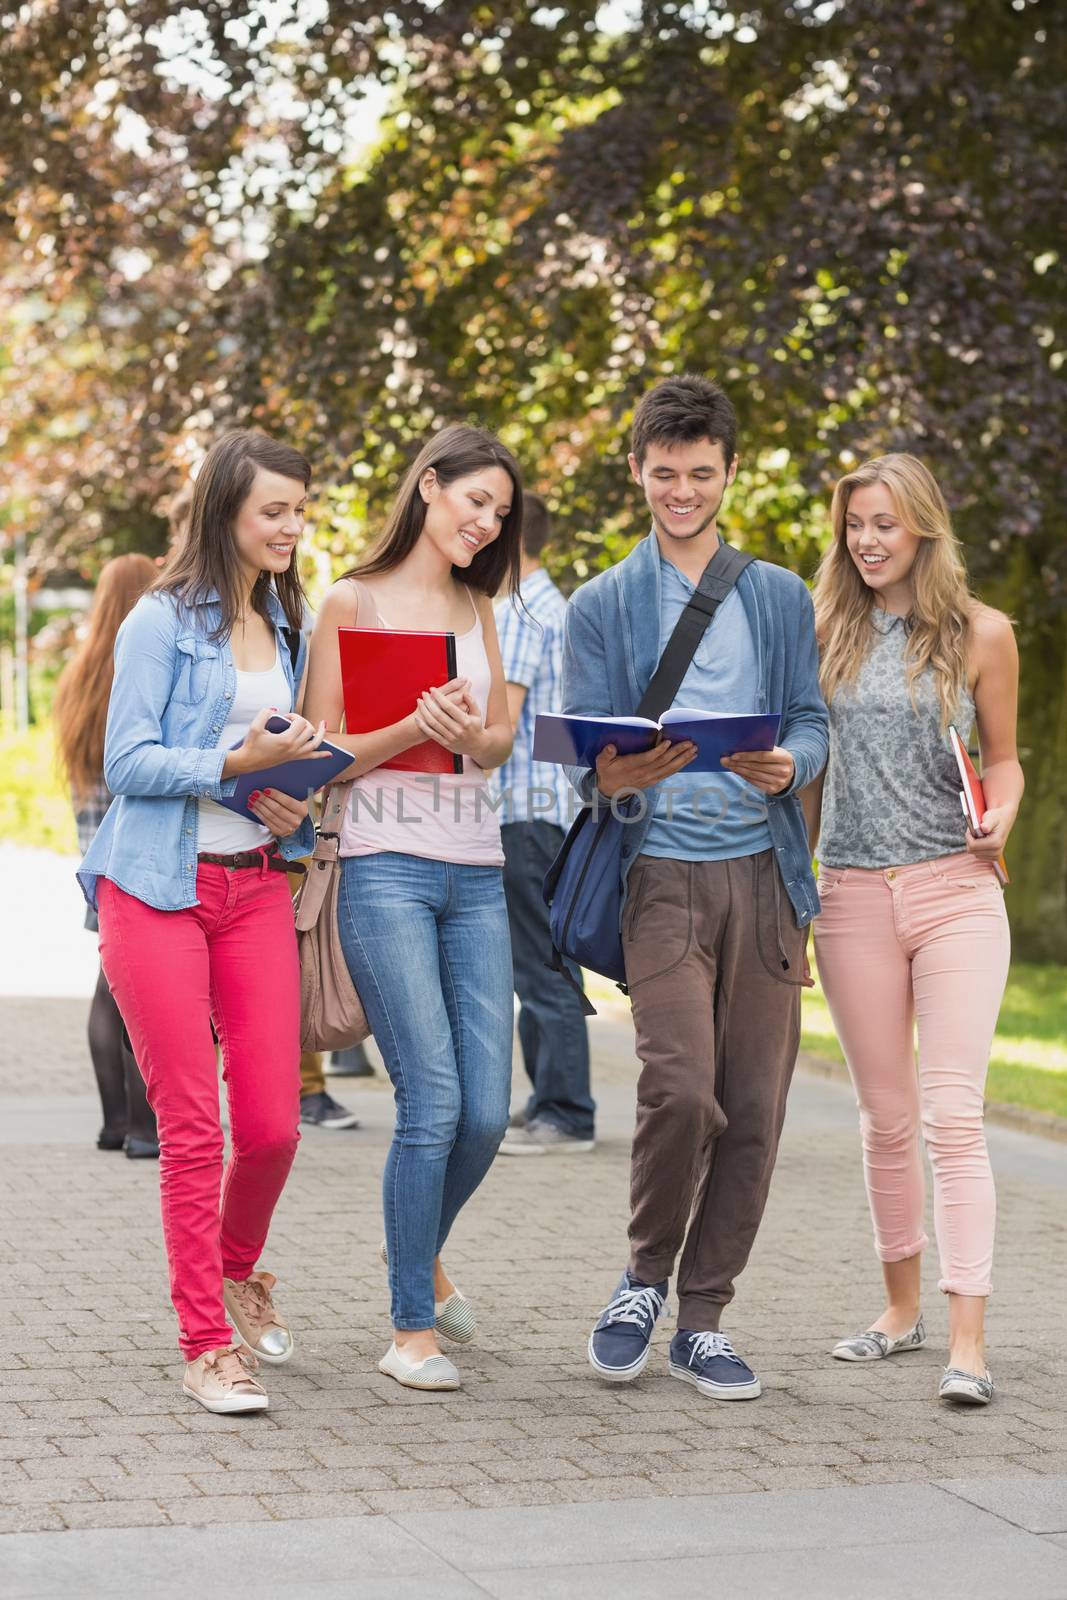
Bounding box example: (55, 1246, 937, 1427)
(379, 1242, 477, 1344)
(434, 1291, 477, 1345)
(939, 1367, 994, 1405)
(378, 1342, 460, 1391)
(832, 1316, 926, 1362)
(182, 1346, 269, 1414)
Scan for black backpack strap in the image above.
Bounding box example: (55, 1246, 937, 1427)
(282, 626, 302, 677)
(636, 543, 754, 721)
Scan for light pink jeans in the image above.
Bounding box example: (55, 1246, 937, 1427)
(98, 863, 301, 1358)
(813, 852, 1010, 1297)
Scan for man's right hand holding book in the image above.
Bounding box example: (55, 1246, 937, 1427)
(594, 738, 698, 798)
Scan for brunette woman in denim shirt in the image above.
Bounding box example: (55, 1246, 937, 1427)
(79, 431, 328, 1415)
(304, 425, 520, 1391)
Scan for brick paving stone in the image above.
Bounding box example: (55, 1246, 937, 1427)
(57, 1499, 170, 1529)
(278, 1466, 396, 1494)
(154, 1495, 274, 1524)
(642, 1468, 763, 1496)
(360, 1487, 471, 1514)
(87, 1473, 200, 1500)
(3, 997, 1066, 1534)
(744, 1464, 854, 1490)
(0, 1505, 67, 1534)
(255, 1492, 372, 1520)
(458, 1480, 576, 1509)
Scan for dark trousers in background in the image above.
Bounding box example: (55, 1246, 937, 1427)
(501, 821, 595, 1140)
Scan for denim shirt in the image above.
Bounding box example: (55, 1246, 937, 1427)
(561, 532, 828, 929)
(78, 588, 315, 913)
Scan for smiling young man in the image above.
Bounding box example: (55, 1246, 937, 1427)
(562, 375, 828, 1400)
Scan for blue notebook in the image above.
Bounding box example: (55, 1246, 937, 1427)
(532, 708, 781, 773)
(214, 716, 353, 816)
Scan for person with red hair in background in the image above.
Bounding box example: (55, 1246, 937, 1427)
(54, 553, 160, 1158)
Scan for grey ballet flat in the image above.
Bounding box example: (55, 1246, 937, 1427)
(939, 1367, 994, 1405)
(832, 1316, 926, 1362)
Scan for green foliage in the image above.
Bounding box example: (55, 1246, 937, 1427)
(2, 1, 1064, 950)
(0, 727, 77, 854)
(801, 959, 1067, 1119)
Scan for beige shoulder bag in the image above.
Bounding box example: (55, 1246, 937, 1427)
(293, 577, 372, 1052)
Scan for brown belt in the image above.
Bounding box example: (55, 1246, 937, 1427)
(196, 848, 300, 874)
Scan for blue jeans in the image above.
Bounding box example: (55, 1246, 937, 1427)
(338, 853, 513, 1330)
(501, 822, 594, 1138)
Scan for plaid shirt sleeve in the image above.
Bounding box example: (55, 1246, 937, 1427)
(74, 778, 113, 856)
(495, 595, 546, 689)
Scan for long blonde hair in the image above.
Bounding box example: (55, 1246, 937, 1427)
(54, 554, 157, 797)
(812, 454, 973, 728)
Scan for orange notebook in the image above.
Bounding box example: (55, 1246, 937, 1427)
(338, 627, 462, 776)
(949, 725, 1009, 886)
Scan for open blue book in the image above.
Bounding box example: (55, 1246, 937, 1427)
(533, 709, 781, 773)
(214, 716, 352, 816)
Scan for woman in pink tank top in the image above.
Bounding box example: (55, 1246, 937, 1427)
(304, 424, 523, 1391)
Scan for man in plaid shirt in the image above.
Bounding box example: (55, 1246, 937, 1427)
(494, 496, 595, 1155)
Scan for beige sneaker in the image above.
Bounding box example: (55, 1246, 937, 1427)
(182, 1346, 269, 1414)
(223, 1270, 293, 1364)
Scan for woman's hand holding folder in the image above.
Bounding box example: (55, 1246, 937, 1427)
(222, 708, 330, 777)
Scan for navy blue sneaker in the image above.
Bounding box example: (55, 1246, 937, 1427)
(668, 1329, 761, 1400)
(588, 1271, 668, 1383)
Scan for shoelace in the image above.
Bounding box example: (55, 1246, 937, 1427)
(686, 1331, 743, 1368)
(205, 1346, 262, 1389)
(230, 1276, 280, 1332)
(604, 1283, 665, 1332)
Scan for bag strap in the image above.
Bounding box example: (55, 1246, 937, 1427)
(281, 626, 301, 677)
(312, 574, 369, 852)
(635, 543, 754, 722)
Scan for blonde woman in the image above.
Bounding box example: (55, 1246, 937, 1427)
(805, 454, 1022, 1407)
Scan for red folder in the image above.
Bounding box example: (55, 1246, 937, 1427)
(338, 627, 462, 775)
(948, 725, 1009, 886)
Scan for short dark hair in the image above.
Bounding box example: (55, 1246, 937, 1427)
(631, 375, 738, 468)
(521, 493, 552, 560)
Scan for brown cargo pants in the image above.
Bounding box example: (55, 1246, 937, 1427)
(622, 850, 805, 1331)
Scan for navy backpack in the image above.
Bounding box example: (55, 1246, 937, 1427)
(543, 543, 753, 1012)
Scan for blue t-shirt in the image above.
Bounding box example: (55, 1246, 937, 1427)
(641, 556, 774, 862)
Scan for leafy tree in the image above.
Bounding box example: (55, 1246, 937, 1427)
(2, 1, 1063, 953)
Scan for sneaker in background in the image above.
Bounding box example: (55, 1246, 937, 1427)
(300, 1091, 360, 1130)
(498, 1118, 594, 1156)
(325, 1043, 375, 1078)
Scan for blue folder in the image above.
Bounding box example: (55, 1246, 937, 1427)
(214, 716, 353, 816)
(532, 709, 781, 774)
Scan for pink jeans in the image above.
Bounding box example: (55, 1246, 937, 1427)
(813, 852, 1010, 1297)
(98, 863, 301, 1358)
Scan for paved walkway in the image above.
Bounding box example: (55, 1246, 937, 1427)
(1, 847, 1065, 1594)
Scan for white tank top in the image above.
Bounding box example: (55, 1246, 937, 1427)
(339, 588, 504, 867)
(197, 643, 293, 853)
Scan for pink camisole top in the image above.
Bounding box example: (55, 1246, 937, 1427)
(338, 586, 504, 867)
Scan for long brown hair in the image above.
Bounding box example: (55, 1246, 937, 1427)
(346, 424, 524, 598)
(813, 454, 974, 729)
(54, 554, 157, 797)
(153, 430, 311, 638)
